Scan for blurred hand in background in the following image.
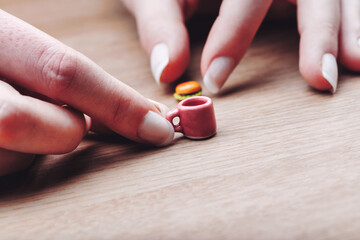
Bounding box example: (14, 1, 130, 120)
(122, 0, 360, 94)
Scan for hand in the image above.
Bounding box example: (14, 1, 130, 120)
(0, 10, 174, 176)
(122, 0, 360, 93)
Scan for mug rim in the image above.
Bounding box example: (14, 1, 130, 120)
(179, 96, 212, 108)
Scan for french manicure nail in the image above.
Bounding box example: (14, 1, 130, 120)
(150, 43, 169, 84)
(322, 53, 338, 93)
(203, 57, 235, 94)
(138, 111, 174, 146)
(147, 98, 169, 117)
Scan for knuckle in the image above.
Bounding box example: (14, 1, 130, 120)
(111, 96, 132, 126)
(38, 47, 78, 98)
(302, 22, 339, 39)
(319, 22, 339, 38)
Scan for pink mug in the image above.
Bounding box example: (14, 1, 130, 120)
(166, 96, 217, 139)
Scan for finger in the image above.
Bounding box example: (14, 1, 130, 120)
(201, 0, 273, 94)
(339, 0, 360, 71)
(0, 148, 35, 176)
(89, 98, 169, 135)
(1, 76, 64, 106)
(0, 82, 86, 154)
(0, 10, 174, 146)
(122, 0, 198, 84)
(297, 0, 340, 93)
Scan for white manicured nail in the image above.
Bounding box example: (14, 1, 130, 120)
(203, 57, 235, 94)
(147, 98, 169, 117)
(322, 53, 338, 93)
(150, 43, 169, 84)
(138, 111, 174, 146)
(357, 37, 360, 47)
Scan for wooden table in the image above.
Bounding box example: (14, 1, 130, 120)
(1, 0, 360, 239)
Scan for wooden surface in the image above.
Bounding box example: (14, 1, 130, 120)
(1, 0, 360, 239)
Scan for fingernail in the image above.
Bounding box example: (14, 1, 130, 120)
(151, 43, 169, 84)
(138, 111, 174, 146)
(203, 57, 235, 94)
(147, 98, 169, 117)
(84, 114, 92, 135)
(321, 53, 338, 93)
(357, 37, 360, 47)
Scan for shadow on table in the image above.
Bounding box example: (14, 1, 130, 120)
(0, 134, 167, 201)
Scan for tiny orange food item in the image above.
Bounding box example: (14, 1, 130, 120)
(174, 81, 202, 101)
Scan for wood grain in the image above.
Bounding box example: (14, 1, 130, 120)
(1, 0, 360, 239)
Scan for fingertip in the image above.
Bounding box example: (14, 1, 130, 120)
(322, 53, 338, 93)
(150, 37, 190, 84)
(199, 0, 272, 93)
(202, 57, 235, 94)
(137, 111, 174, 146)
(297, 0, 340, 93)
(159, 46, 190, 84)
(299, 53, 337, 93)
(151, 43, 170, 84)
(131, 0, 195, 84)
(138, 13, 190, 84)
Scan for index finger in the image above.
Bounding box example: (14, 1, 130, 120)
(201, 0, 273, 94)
(0, 10, 174, 146)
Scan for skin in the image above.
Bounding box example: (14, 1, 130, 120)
(122, 0, 360, 90)
(2, 0, 360, 175)
(0, 10, 162, 176)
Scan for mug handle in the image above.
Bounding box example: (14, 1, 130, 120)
(166, 108, 183, 133)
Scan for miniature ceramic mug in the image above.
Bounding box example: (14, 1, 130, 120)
(166, 96, 217, 139)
